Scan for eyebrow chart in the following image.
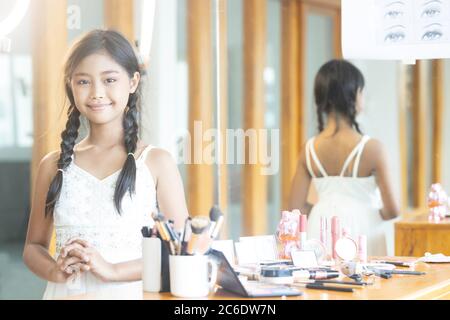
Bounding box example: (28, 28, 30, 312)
(376, 0, 450, 45)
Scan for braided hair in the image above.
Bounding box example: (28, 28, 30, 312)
(314, 59, 364, 134)
(45, 30, 142, 216)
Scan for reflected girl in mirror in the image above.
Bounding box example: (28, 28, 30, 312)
(289, 59, 399, 256)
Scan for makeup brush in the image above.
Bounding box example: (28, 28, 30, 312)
(208, 206, 218, 236)
(152, 211, 165, 222)
(180, 217, 192, 255)
(208, 206, 223, 237)
(186, 216, 210, 255)
(210, 206, 224, 240)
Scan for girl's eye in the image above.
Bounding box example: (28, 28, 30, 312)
(77, 79, 89, 85)
(105, 78, 117, 84)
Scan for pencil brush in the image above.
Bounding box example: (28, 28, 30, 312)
(291, 283, 354, 293)
(155, 221, 170, 241)
(180, 218, 192, 255)
(182, 218, 192, 242)
(164, 221, 181, 255)
(164, 221, 177, 241)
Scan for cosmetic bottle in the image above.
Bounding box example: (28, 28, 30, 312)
(277, 211, 299, 259)
(358, 235, 367, 263)
(427, 183, 448, 222)
(331, 216, 341, 260)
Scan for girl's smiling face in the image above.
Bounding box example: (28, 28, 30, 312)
(70, 51, 140, 125)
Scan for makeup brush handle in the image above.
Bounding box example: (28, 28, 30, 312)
(186, 233, 200, 255)
(211, 216, 224, 239)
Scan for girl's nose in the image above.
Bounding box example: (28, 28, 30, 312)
(90, 82, 106, 100)
(90, 94, 104, 100)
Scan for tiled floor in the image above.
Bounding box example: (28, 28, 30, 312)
(0, 242, 46, 300)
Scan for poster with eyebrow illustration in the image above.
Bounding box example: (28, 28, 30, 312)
(376, 0, 449, 45)
(342, 0, 450, 60)
(414, 0, 449, 42)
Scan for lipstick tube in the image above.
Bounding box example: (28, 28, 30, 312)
(299, 214, 307, 250)
(320, 216, 328, 253)
(293, 269, 340, 281)
(358, 235, 367, 263)
(331, 216, 341, 260)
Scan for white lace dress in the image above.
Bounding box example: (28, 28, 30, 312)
(43, 145, 157, 300)
(305, 136, 391, 256)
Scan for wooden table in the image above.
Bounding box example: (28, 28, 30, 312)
(66, 257, 450, 300)
(395, 215, 450, 257)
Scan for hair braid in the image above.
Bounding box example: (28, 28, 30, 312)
(113, 92, 139, 214)
(317, 103, 325, 132)
(45, 106, 81, 216)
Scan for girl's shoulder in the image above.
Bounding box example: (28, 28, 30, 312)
(37, 150, 61, 184)
(363, 138, 385, 157)
(141, 146, 177, 181)
(41, 150, 60, 165)
(360, 138, 389, 171)
(143, 147, 176, 167)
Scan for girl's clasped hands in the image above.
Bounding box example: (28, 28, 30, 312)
(55, 238, 117, 283)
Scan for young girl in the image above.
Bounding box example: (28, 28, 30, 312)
(23, 30, 189, 299)
(289, 59, 399, 256)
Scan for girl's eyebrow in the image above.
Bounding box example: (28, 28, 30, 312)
(101, 70, 120, 75)
(73, 70, 119, 77)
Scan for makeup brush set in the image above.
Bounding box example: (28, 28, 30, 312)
(141, 205, 225, 256)
(141, 206, 225, 293)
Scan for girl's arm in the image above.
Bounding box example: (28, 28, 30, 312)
(370, 140, 400, 220)
(148, 148, 190, 230)
(23, 152, 75, 283)
(289, 144, 313, 215)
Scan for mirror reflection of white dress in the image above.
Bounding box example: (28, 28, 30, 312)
(43, 145, 157, 299)
(305, 135, 388, 256)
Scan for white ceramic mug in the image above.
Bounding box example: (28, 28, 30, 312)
(169, 255, 218, 298)
(142, 237, 161, 292)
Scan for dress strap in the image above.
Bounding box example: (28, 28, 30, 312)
(136, 145, 154, 163)
(339, 135, 369, 177)
(352, 135, 370, 178)
(308, 137, 328, 178)
(305, 139, 316, 178)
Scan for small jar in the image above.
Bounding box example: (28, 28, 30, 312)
(260, 267, 294, 285)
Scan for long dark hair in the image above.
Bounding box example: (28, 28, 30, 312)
(314, 59, 364, 134)
(45, 29, 142, 216)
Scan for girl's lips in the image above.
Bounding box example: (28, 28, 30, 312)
(87, 103, 112, 111)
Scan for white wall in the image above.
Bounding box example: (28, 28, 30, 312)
(352, 60, 402, 199)
(352, 60, 402, 256)
(136, 0, 186, 158)
(443, 60, 450, 193)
